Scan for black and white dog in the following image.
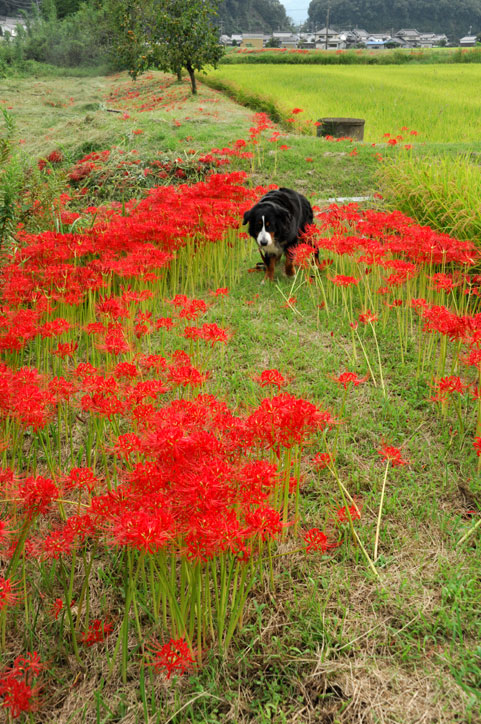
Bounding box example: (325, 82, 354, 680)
(243, 187, 313, 281)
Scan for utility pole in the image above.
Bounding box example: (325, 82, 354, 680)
(324, 4, 330, 49)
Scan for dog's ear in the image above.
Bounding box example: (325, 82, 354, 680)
(242, 210, 251, 226)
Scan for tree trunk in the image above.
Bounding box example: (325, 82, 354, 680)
(186, 63, 197, 94)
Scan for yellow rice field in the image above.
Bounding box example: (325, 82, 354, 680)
(205, 64, 481, 142)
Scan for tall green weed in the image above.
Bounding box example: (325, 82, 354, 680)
(0, 2, 112, 72)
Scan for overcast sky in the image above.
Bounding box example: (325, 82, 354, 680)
(283, 1, 309, 25)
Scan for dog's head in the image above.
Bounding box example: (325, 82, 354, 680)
(242, 201, 292, 254)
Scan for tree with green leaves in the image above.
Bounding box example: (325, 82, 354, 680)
(108, 0, 224, 94)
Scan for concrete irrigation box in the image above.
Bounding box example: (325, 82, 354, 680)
(317, 117, 365, 141)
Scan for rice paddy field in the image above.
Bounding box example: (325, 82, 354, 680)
(204, 64, 481, 142)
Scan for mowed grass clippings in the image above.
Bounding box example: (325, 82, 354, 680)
(0, 70, 480, 724)
(0, 71, 384, 205)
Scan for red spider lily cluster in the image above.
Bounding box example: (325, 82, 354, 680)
(0, 152, 344, 696)
(0, 652, 44, 719)
(148, 637, 194, 678)
(297, 201, 481, 444)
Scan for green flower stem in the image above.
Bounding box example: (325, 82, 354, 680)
(457, 516, 481, 546)
(59, 559, 81, 665)
(370, 322, 386, 397)
(374, 460, 390, 561)
(327, 464, 379, 578)
(354, 328, 377, 386)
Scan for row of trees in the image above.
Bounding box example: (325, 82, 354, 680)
(306, 0, 481, 40)
(0, 0, 224, 93)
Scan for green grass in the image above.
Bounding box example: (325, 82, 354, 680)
(204, 64, 481, 143)
(1, 69, 481, 724)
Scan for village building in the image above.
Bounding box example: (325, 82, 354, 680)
(0, 16, 27, 36)
(272, 32, 300, 48)
(239, 33, 265, 49)
(459, 34, 478, 47)
(221, 26, 474, 50)
(314, 28, 348, 50)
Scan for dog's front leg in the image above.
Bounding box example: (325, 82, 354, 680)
(263, 255, 276, 282)
(285, 252, 295, 277)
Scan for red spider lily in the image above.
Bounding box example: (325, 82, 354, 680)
(112, 508, 174, 553)
(0, 518, 11, 546)
(148, 637, 194, 678)
(52, 342, 78, 359)
(113, 362, 138, 379)
(254, 369, 290, 390)
(245, 505, 285, 541)
(155, 318, 174, 332)
(167, 361, 209, 388)
(0, 652, 44, 719)
(0, 364, 57, 430)
(429, 273, 459, 294)
(47, 150, 63, 163)
(429, 376, 467, 403)
(292, 243, 317, 268)
(112, 433, 143, 461)
(248, 394, 335, 452)
(80, 619, 113, 646)
(303, 528, 338, 554)
(473, 438, 481, 457)
(183, 323, 230, 346)
(313, 452, 335, 469)
(17, 476, 59, 517)
(377, 444, 408, 467)
(358, 310, 378, 324)
(81, 392, 125, 420)
(291, 108, 303, 114)
(336, 504, 361, 523)
(0, 577, 20, 610)
(210, 287, 229, 297)
(51, 598, 64, 620)
(330, 371, 368, 389)
(329, 275, 360, 287)
(178, 299, 208, 321)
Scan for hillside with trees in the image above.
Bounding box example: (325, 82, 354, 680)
(216, 0, 293, 34)
(0, 0, 293, 34)
(306, 0, 481, 41)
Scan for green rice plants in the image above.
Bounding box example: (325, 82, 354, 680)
(205, 64, 481, 142)
(380, 153, 481, 253)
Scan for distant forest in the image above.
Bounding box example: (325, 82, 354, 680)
(2, 0, 478, 40)
(0, 0, 83, 18)
(307, 0, 481, 40)
(217, 0, 292, 33)
(0, 0, 293, 33)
